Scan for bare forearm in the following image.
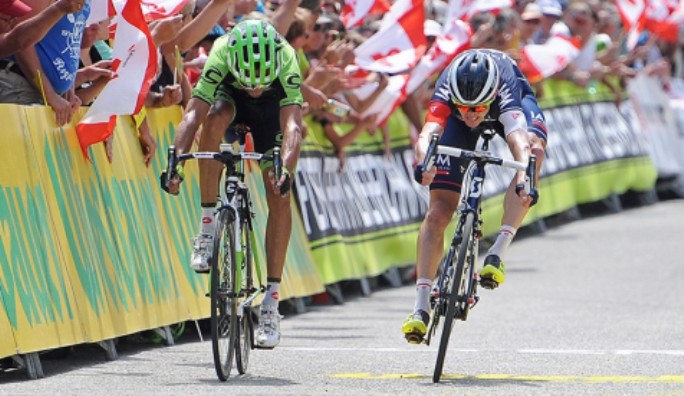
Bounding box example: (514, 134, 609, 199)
(280, 105, 303, 171)
(173, 98, 210, 153)
(0, 0, 70, 57)
(270, 0, 301, 35)
(166, 0, 234, 52)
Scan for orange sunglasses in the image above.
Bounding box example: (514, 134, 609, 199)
(455, 103, 490, 113)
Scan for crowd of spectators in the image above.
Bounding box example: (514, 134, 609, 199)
(0, 0, 682, 165)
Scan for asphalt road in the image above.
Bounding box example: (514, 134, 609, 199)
(2, 199, 683, 395)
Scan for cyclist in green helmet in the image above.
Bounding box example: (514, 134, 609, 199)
(161, 18, 304, 349)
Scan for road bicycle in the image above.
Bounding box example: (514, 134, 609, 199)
(414, 129, 538, 383)
(164, 142, 284, 381)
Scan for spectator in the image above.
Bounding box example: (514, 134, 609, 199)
(533, 0, 563, 44)
(520, 3, 543, 45)
(1, 0, 92, 126)
(0, 0, 84, 58)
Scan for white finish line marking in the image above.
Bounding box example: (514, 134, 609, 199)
(280, 347, 684, 356)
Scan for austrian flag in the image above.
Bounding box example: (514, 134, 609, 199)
(76, 0, 158, 159)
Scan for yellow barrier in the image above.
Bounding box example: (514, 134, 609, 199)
(0, 104, 323, 358)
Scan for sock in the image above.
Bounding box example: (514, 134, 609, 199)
(199, 203, 216, 236)
(487, 225, 517, 260)
(262, 278, 281, 311)
(414, 278, 432, 313)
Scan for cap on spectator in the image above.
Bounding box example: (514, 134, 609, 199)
(536, 0, 562, 18)
(0, 0, 31, 17)
(316, 13, 333, 26)
(521, 3, 543, 20)
(424, 19, 442, 38)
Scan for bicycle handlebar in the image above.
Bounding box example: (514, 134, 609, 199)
(415, 133, 539, 205)
(162, 144, 287, 195)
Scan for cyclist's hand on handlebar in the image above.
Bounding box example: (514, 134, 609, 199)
(269, 168, 292, 197)
(515, 180, 539, 207)
(414, 163, 437, 186)
(160, 165, 184, 196)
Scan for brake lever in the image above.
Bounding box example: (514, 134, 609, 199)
(414, 133, 439, 184)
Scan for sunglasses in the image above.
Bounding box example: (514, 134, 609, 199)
(313, 24, 331, 33)
(455, 103, 490, 113)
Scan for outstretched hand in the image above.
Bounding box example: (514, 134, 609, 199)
(57, 0, 86, 14)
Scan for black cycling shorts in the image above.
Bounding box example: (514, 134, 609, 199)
(431, 94, 547, 192)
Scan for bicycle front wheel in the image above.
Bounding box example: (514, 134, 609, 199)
(433, 212, 476, 383)
(236, 213, 254, 375)
(210, 209, 238, 381)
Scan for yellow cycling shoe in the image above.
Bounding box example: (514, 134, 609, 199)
(402, 310, 429, 344)
(480, 254, 505, 289)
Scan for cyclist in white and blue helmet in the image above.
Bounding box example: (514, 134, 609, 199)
(403, 49, 548, 344)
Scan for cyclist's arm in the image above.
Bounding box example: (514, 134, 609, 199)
(172, 97, 211, 155)
(172, 36, 231, 154)
(277, 44, 305, 172)
(417, 100, 450, 163)
(279, 104, 304, 172)
(500, 110, 531, 184)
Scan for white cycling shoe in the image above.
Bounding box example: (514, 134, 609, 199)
(190, 234, 213, 273)
(256, 307, 282, 349)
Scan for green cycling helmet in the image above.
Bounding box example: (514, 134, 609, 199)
(226, 19, 283, 89)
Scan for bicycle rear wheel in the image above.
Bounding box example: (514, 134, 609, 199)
(236, 211, 254, 375)
(210, 209, 238, 381)
(433, 212, 476, 383)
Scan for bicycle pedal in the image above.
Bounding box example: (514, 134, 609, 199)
(404, 332, 424, 345)
(480, 278, 499, 290)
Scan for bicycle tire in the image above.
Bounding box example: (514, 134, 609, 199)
(211, 209, 238, 381)
(236, 206, 254, 374)
(433, 212, 476, 383)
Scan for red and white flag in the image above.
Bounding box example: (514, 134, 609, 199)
(355, 19, 471, 126)
(353, 0, 427, 74)
(518, 35, 582, 84)
(340, 0, 390, 29)
(615, 0, 647, 50)
(406, 19, 471, 95)
(141, 0, 192, 21)
(76, 0, 158, 159)
(644, 0, 682, 43)
(446, 0, 514, 22)
(86, 0, 115, 25)
(355, 74, 410, 126)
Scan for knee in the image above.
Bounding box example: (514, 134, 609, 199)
(206, 102, 234, 127)
(424, 204, 454, 232)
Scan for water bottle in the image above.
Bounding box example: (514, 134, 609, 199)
(325, 99, 351, 117)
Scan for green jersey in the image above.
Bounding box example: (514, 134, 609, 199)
(192, 34, 304, 107)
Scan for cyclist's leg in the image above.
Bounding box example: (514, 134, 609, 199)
(404, 118, 475, 339)
(243, 94, 288, 348)
(483, 95, 548, 286)
(190, 93, 237, 272)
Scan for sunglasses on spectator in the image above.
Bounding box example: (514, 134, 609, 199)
(523, 18, 540, 24)
(313, 24, 331, 33)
